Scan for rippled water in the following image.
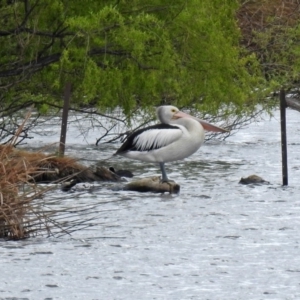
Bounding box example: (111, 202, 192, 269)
(1, 108, 300, 300)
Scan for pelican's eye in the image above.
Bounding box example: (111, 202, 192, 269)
(171, 109, 179, 119)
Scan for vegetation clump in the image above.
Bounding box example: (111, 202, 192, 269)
(0, 142, 49, 239)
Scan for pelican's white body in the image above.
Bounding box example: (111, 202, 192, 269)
(122, 120, 205, 163)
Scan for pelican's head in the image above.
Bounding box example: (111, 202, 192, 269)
(156, 105, 180, 124)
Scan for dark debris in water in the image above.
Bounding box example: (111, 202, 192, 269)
(222, 235, 241, 239)
(45, 284, 59, 288)
(239, 174, 270, 185)
(109, 166, 134, 178)
(30, 251, 53, 255)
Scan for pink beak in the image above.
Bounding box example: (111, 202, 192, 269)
(174, 111, 228, 133)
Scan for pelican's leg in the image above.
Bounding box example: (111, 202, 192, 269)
(159, 162, 169, 182)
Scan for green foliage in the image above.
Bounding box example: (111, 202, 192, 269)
(1, 0, 292, 120)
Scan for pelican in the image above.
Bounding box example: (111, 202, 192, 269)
(114, 105, 228, 182)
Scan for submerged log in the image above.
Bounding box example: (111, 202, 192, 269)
(94, 166, 123, 181)
(124, 176, 180, 193)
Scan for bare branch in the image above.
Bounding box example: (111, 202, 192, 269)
(0, 53, 61, 77)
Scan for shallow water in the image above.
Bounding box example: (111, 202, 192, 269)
(1, 108, 300, 300)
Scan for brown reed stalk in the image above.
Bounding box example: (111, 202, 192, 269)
(0, 110, 57, 239)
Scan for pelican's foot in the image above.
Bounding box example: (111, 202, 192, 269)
(159, 178, 180, 194)
(160, 178, 176, 184)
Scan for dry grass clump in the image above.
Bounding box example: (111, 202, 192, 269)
(0, 158, 46, 239)
(0, 145, 43, 239)
(0, 112, 55, 239)
(0, 112, 79, 239)
(0, 143, 99, 239)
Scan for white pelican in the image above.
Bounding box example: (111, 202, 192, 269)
(114, 105, 228, 182)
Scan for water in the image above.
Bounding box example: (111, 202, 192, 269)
(1, 108, 300, 300)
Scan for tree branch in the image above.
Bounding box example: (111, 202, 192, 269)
(0, 53, 61, 77)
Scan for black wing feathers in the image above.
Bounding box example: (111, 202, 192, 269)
(115, 123, 179, 154)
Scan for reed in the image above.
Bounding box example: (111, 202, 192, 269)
(0, 112, 59, 239)
(1, 112, 34, 238)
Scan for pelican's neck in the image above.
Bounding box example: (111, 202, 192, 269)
(171, 118, 205, 141)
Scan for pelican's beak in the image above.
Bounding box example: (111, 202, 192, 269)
(174, 111, 229, 133)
